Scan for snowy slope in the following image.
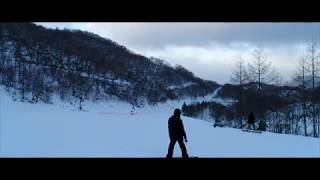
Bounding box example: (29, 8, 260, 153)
(176, 87, 234, 106)
(0, 87, 319, 157)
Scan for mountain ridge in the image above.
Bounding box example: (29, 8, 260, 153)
(0, 23, 219, 107)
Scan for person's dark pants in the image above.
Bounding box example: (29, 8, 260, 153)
(248, 123, 255, 130)
(166, 137, 188, 158)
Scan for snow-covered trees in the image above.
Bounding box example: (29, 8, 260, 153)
(0, 23, 217, 108)
(224, 42, 320, 137)
(228, 47, 281, 130)
(306, 40, 320, 137)
(293, 40, 320, 137)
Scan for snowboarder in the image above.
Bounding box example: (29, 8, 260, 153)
(166, 108, 189, 158)
(130, 104, 135, 115)
(247, 112, 256, 130)
(257, 119, 267, 131)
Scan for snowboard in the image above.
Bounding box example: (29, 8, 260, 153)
(167, 156, 199, 159)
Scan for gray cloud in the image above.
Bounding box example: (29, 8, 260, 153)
(87, 23, 320, 49)
(85, 23, 319, 84)
(35, 23, 89, 32)
(37, 23, 320, 84)
(35, 23, 75, 30)
(133, 43, 305, 83)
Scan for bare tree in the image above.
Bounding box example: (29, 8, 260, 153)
(247, 46, 279, 120)
(293, 56, 308, 136)
(230, 56, 249, 128)
(248, 46, 277, 94)
(14, 43, 26, 100)
(0, 32, 6, 84)
(305, 39, 320, 137)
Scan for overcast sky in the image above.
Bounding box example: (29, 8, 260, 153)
(36, 22, 320, 84)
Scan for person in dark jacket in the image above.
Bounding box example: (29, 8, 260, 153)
(257, 119, 267, 131)
(247, 112, 256, 130)
(166, 108, 188, 158)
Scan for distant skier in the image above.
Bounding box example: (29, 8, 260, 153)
(257, 119, 267, 131)
(166, 108, 189, 158)
(247, 112, 256, 130)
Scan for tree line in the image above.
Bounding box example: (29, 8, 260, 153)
(228, 43, 319, 137)
(183, 44, 320, 137)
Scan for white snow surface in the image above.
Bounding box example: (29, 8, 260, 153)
(0, 87, 319, 157)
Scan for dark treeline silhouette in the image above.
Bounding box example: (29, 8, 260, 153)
(182, 101, 233, 124)
(182, 84, 292, 127)
(0, 23, 218, 108)
(182, 45, 320, 138)
(182, 82, 320, 137)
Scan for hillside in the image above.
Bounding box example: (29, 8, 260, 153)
(0, 23, 219, 107)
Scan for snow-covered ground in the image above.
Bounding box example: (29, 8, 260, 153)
(0, 87, 319, 157)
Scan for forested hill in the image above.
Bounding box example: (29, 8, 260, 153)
(0, 23, 219, 106)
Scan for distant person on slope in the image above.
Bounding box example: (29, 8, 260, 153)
(166, 108, 189, 158)
(247, 112, 256, 130)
